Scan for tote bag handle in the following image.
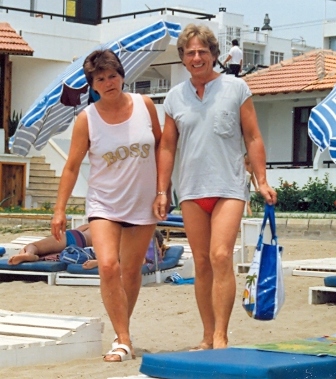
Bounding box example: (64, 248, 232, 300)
(257, 204, 277, 249)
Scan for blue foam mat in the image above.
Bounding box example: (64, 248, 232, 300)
(140, 347, 336, 379)
(0, 258, 67, 272)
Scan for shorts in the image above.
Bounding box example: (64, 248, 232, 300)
(88, 217, 137, 228)
(65, 229, 87, 248)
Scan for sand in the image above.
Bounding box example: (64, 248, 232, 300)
(0, 228, 335, 379)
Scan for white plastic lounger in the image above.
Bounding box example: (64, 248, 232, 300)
(309, 275, 336, 304)
(309, 286, 336, 304)
(55, 250, 194, 286)
(0, 309, 103, 368)
(292, 258, 336, 278)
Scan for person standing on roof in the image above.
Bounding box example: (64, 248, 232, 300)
(222, 39, 243, 77)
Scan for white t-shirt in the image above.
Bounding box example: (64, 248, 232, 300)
(229, 45, 243, 65)
(164, 75, 251, 203)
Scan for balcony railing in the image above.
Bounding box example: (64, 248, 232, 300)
(130, 86, 171, 95)
(266, 161, 315, 169)
(0, 5, 215, 23)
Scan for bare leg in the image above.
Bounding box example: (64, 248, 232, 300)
(247, 201, 253, 216)
(182, 198, 244, 350)
(82, 259, 98, 269)
(120, 225, 155, 317)
(8, 244, 39, 265)
(210, 199, 244, 348)
(8, 233, 67, 265)
(181, 200, 214, 350)
(89, 220, 155, 362)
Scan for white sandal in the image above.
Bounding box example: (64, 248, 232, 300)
(111, 334, 118, 350)
(111, 334, 133, 350)
(103, 343, 134, 362)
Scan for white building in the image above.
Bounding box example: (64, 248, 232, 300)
(0, 1, 333, 207)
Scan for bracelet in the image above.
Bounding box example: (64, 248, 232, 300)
(157, 191, 167, 195)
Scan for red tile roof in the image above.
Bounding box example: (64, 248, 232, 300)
(0, 22, 33, 56)
(244, 49, 336, 95)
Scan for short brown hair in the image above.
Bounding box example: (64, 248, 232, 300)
(83, 49, 125, 87)
(177, 24, 220, 67)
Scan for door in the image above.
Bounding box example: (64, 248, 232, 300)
(0, 163, 26, 208)
(293, 106, 313, 165)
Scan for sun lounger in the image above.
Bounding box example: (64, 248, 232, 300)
(309, 275, 336, 304)
(0, 309, 102, 368)
(0, 245, 194, 286)
(0, 259, 67, 285)
(55, 245, 193, 286)
(139, 346, 336, 379)
(157, 214, 184, 241)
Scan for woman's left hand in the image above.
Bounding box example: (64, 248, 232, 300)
(153, 194, 168, 221)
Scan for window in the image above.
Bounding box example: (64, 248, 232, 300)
(270, 51, 284, 65)
(243, 49, 263, 66)
(130, 80, 151, 94)
(65, 0, 102, 25)
(158, 79, 169, 89)
(293, 107, 313, 165)
(218, 28, 241, 61)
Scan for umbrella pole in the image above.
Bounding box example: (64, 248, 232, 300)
(153, 233, 161, 283)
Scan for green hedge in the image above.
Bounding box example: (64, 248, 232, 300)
(251, 174, 336, 213)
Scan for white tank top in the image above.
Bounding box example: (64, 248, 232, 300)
(85, 93, 157, 225)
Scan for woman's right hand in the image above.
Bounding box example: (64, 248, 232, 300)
(51, 210, 67, 242)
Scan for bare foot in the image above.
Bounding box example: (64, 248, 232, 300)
(8, 251, 39, 265)
(213, 335, 228, 349)
(82, 260, 98, 270)
(189, 342, 213, 351)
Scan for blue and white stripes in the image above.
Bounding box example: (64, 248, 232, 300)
(10, 20, 181, 156)
(308, 85, 336, 162)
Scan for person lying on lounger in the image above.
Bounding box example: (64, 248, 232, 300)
(8, 225, 167, 270)
(7, 223, 97, 268)
(143, 229, 169, 266)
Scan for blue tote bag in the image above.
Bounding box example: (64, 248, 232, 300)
(242, 204, 285, 320)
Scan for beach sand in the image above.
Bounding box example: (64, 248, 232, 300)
(0, 228, 335, 379)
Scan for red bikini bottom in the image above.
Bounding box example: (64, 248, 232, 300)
(193, 197, 220, 214)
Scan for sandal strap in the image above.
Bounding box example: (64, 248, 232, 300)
(113, 343, 131, 354)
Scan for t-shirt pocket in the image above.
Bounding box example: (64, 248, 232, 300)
(214, 110, 235, 138)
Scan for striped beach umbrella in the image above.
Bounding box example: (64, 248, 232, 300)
(308, 85, 336, 162)
(10, 20, 181, 156)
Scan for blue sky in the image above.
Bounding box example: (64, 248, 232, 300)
(121, 0, 336, 48)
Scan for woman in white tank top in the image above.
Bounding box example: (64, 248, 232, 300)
(51, 49, 161, 363)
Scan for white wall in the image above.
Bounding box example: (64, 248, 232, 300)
(254, 101, 293, 162)
(11, 56, 69, 115)
(263, 35, 293, 63)
(215, 11, 244, 29)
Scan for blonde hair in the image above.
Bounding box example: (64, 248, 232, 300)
(177, 24, 220, 67)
